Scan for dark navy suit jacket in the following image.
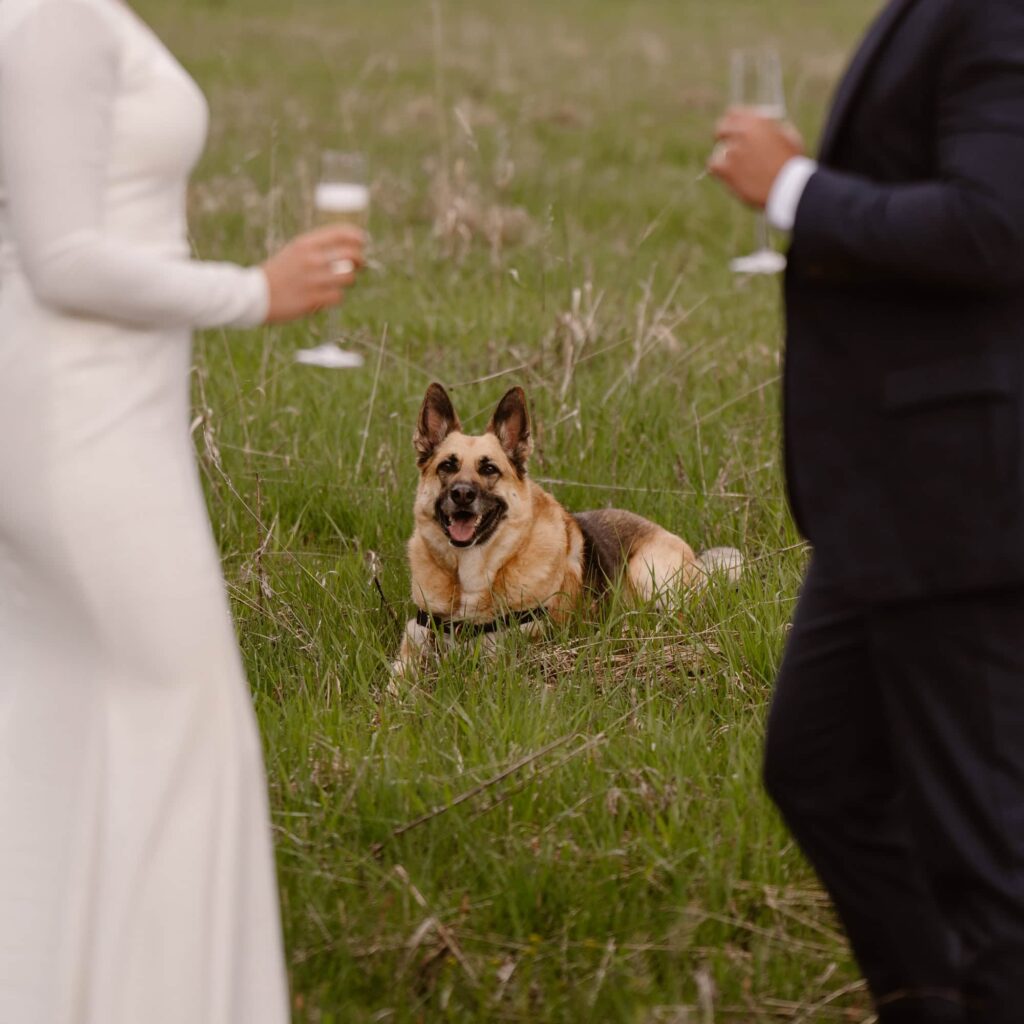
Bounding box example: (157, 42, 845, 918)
(784, 0, 1024, 600)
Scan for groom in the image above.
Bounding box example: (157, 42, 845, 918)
(709, 1, 1024, 1021)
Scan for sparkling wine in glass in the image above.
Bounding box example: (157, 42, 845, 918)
(728, 48, 788, 276)
(314, 152, 370, 232)
(295, 151, 370, 369)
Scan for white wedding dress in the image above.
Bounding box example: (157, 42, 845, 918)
(0, 1, 290, 1022)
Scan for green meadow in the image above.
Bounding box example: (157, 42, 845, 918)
(139, 0, 880, 1018)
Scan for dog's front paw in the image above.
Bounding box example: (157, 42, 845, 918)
(387, 618, 432, 694)
(387, 648, 417, 697)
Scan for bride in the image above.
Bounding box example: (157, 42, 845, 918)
(0, 0, 362, 1021)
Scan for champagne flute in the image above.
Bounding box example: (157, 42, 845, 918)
(728, 48, 788, 276)
(295, 151, 370, 369)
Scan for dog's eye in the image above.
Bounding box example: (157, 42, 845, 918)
(437, 456, 459, 474)
(479, 461, 501, 477)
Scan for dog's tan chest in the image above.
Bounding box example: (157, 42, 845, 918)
(451, 547, 496, 618)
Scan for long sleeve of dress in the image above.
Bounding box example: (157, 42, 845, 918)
(0, 0, 269, 329)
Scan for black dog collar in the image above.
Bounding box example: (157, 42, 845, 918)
(415, 606, 548, 638)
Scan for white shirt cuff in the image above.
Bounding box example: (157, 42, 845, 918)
(230, 266, 271, 328)
(766, 156, 818, 233)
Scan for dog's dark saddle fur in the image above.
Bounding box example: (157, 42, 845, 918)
(573, 509, 658, 593)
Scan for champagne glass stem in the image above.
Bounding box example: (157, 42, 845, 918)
(325, 307, 342, 344)
(755, 213, 770, 253)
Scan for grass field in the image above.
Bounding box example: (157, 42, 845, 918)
(136, 0, 880, 1019)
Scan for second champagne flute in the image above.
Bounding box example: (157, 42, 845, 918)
(728, 48, 788, 276)
(295, 151, 370, 369)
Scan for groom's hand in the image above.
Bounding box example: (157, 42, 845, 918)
(709, 107, 805, 209)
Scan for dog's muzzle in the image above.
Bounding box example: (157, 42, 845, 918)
(436, 484, 506, 548)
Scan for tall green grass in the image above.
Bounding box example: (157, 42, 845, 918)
(138, 0, 879, 1018)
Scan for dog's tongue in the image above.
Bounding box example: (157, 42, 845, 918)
(448, 517, 477, 544)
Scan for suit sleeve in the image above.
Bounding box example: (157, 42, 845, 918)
(0, 0, 268, 328)
(793, 0, 1024, 292)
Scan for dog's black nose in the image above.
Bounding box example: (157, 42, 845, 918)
(450, 482, 477, 508)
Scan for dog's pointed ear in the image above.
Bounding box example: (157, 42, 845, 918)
(487, 387, 532, 476)
(414, 383, 461, 465)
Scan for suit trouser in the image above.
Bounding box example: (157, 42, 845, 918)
(763, 559, 1024, 1024)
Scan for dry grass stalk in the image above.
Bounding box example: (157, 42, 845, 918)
(394, 864, 479, 986)
(430, 157, 534, 265)
(553, 281, 602, 403)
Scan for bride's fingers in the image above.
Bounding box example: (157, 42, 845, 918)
(312, 259, 358, 288)
(321, 242, 366, 269)
(261, 227, 366, 322)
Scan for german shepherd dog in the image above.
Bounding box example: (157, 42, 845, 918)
(394, 383, 742, 675)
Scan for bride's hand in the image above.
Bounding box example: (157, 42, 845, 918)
(260, 225, 366, 324)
